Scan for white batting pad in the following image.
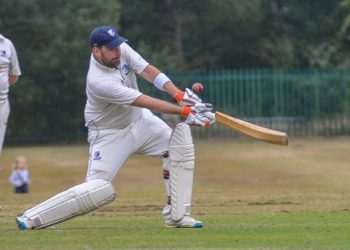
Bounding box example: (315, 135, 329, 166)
(169, 123, 195, 221)
(22, 179, 116, 229)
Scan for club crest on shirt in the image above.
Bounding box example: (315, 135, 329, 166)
(0, 50, 6, 57)
(121, 64, 129, 75)
(93, 151, 101, 160)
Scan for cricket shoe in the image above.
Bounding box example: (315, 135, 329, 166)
(16, 215, 32, 230)
(162, 205, 203, 228)
(165, 215, 203, 228)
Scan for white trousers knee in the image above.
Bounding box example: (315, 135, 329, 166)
(86, 110, 172, 181)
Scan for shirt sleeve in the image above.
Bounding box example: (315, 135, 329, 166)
(8, 40, 21, 76)
(121, 43, 149, 74)
(89, 78, 142, 105)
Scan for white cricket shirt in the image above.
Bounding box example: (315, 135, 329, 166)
(0, 33, 21, 100)
(84, 43, 149, 130)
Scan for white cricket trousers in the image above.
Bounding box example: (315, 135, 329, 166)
(86, 109, 172, 181)
(0, 98, 10, 154)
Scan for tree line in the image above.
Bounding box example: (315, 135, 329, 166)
(0, 0, 348, 142)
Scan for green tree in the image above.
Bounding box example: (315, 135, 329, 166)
(0, 0, 349, 143)
(319, 0, 350, 68)
(0, 0, 122, 142)
(121, 0, 345, 69)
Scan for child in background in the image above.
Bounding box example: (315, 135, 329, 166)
(9, 156, 31, 194)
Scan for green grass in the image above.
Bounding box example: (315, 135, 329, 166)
(2, 213, 350, 249)
(0, 138, 350, 249)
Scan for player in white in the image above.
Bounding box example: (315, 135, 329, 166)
(16, 26, 215, 230)
(0, 19, 21, 155)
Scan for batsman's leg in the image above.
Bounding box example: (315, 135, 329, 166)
(163, 123, 203, 228)
(16, 179, 116, 230)
(16, 123, 138, 230)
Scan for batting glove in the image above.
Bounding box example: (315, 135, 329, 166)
(192, 102, 213, 113)
(180, 106, 216, 127)
(183, 112, 211, 127)
(180, 104, 213, 117)
(173, 88, 202, 106)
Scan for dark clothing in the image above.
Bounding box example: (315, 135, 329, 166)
(15, 183, 28, 194)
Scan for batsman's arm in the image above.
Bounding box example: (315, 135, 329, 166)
(139, 65, 203, 106)
(139, 64, 180, 96)
(132, 94, 183, 115)
(132, 94, 213, 127)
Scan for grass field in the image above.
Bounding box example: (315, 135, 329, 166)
(0, 138, 350, 249)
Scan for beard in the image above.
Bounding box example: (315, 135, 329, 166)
(101, 55, 120, 68)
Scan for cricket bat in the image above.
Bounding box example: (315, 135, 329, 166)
(215, 111, 288, 145)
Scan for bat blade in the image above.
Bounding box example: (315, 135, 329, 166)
(215, 111, 288, 145)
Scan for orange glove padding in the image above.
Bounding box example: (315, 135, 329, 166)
(173, 88, 202, 106)
(173, 91, 185, 103)
(180, 106, 192, 117)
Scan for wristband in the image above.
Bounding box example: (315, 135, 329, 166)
(173, 90, 185, 103)
(154, 73, 171, 90)
(180, 106, 191, 117)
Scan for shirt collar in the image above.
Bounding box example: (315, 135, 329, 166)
(91, 54, 118, 73)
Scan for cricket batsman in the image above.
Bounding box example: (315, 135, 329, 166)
(16, 26, 215, 229)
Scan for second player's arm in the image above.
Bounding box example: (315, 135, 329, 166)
(9, 75, 19, 85)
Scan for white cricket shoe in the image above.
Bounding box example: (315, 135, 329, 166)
(162, 205, 203, 228)
(165, 215, 204, 228)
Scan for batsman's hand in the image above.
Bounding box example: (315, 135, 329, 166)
(192, 102, 213, 113)
(173, 88, 202, 106)
(181, 105, 216, 127)
(180, 103, 214, 117)
(183, 112, 215, 127)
